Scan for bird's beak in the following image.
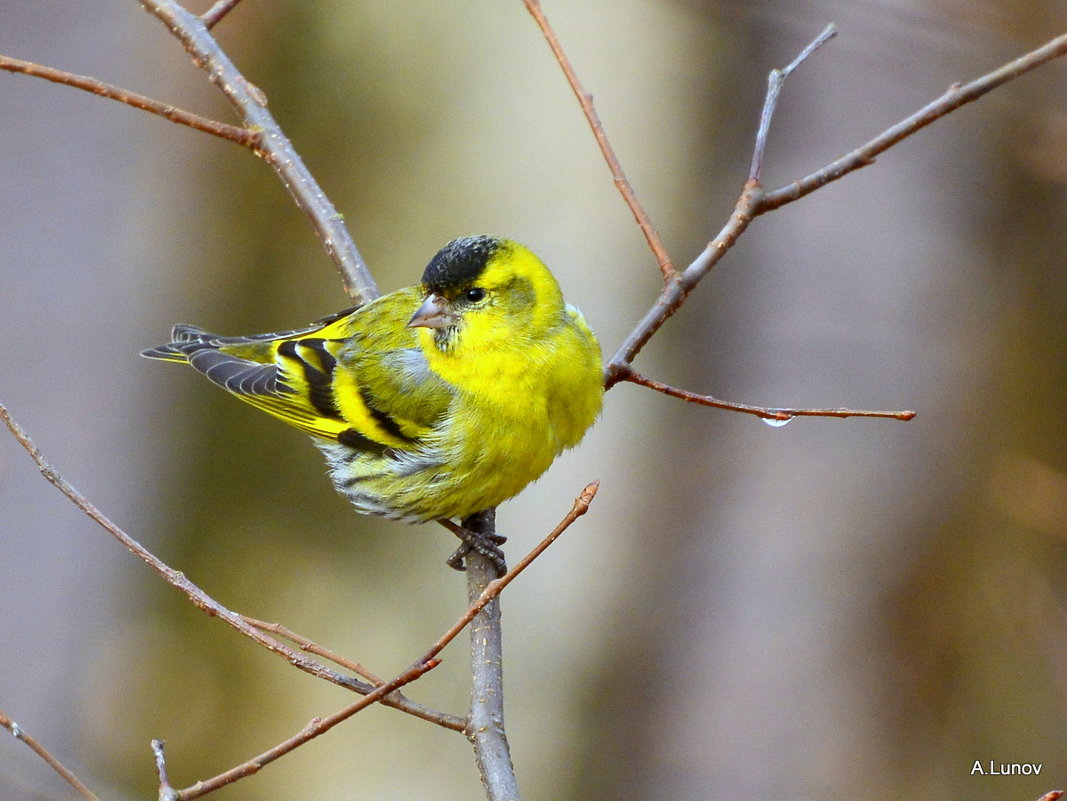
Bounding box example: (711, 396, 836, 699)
(407, 293, 456, 330)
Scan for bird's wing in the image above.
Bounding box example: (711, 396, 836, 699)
(143, 292, 453, 451)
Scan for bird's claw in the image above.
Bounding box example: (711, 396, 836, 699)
(447, 527, 507, 573)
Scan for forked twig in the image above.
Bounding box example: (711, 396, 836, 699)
(154, 484, 597, 799)
(159, 658, 440, 800)
(1, 3, 379, 303)
(601, 27, 1067, 421)
(242, 616, 466, 732)
(749, 23, 838, 183)
(432, 482, 599, 660)
(0, 709, 100, 801)
(0, 402, 454, 729)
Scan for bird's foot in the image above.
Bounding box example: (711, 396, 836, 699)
(446, 527, 507, 573)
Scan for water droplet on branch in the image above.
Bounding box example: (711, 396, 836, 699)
(762, 414, 794, 428)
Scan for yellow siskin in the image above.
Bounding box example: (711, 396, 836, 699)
(142, 235, 603, 567)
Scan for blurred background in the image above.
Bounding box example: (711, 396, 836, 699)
(2, 1, 1066, 799)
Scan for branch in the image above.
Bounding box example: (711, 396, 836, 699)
(522, 0, 675, 280)
(157, 485, 596, 800)
(461, 510, 519, 801)
(759, 30, 1067, 210)
(0, 709, 100, 801)
(139, 0, 378, 304)
(160, 658, 440, 800)
(749, 24, 838, 183)
(2, 1, 378, 304)
(242, 616, 465, 731)
(0, 55, 254, 146)
(604, 28, 1067, 397)
(432, 486, 598, 800)
(0, 402, 450, 727)
(621, 368, 915, 424)
(426, 483, 598, 668)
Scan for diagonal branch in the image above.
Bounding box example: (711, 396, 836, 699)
(0, 402, 452, 729)
(153, 485, 597, 800)
(141, 0, 379, 304)
(759, 29, 1067, 210)
(605, 28, 1067, 391)
(452, 486, 596, 801)
(159, 657, 441, 800)
(0, 709, 100, 801)
(522, 0, 675, 280)
(0, 55, 254, 145)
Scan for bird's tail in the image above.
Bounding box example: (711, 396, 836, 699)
(140, 324, 214, 362)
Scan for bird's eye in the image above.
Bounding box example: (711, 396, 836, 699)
(464, 287, 487, 303)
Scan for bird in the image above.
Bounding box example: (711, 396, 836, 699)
(142, 235, 604, 570)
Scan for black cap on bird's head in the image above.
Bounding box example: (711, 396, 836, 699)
(420, 235, 501, 295)
(409, 235, 504, 331)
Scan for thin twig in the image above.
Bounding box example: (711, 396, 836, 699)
(169, 486, 596, 800)
(749, 24, 838, 182)
(242, 617, 383, 681)
(427, 483, 599, 660)
(605, 29, 1067, 385)
(522, 0, 675, 280)
(760, 30, 1067, 209)
(0, 402, 451, 728)
(167, 659, 440, 800)
(201, 0, 245, 29)
(622, 369, 915, 423)
(242, 616, 466, 731)
(0, 709, 101, 801)
(0, 55, 255, 146)
(140, 0, 379, 304)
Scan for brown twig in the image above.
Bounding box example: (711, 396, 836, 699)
(0, 709, 101, 801)
(2, 2, 378, 304)
(161, 486, 596, 800)
(428, 483, 599, 661)
(522, 0, 675, 281)
(621, 368, 915, 424)
(0, 54, 254, 146)
(604, 29, 1067, 409)
(242, 616, 466, 731)
(0, 402, 452, 728)
(164, 658, 440, 800)
(201, 0, 245, 29)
